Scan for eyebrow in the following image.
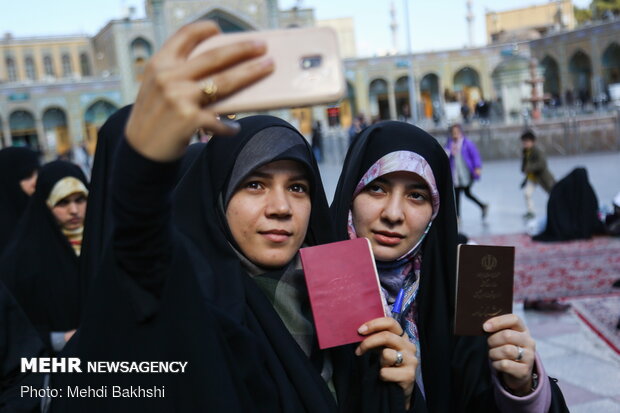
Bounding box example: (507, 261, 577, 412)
(373, 177, 429, 190)
(246, 171, 310, 182)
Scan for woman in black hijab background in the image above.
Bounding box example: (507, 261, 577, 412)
(0, 147, 40, 252)
(0, 161, 88, 353)
(533, 167, 605, 242)
(331, 121, 569, 412)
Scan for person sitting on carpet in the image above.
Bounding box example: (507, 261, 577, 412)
(533, 167, 605, 242)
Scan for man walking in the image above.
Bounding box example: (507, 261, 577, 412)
(520, 130, 555, 219)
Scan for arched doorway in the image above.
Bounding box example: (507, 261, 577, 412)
(420, 73, 440, 120)
(569, 50, 592, 104)
(84, 100, 118, 154)
(453, 66, 482, 114)
(199, 9, 255, 32)
(394, 76, 411, 121)
(130, 37, 153, 82)
(602, 42, 620, 89)
(9, 110, 38, 148)
(338, 81, 356, 128)
(43, 107, 70, 155)
(540, 55, 561, 104)
(369, 78, 389, 120)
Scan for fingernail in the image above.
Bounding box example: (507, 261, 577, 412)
(483, 322, 491, 331)
(355, 347, 361, 356)
(357, 325, 368, 334)
(221, 119, 240, 131)
(261, 57, 274, 68)
(253, 40, 267, 49)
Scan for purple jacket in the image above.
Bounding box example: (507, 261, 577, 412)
(445, 137, 483, 180)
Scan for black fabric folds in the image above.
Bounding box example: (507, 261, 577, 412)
(0, 161, 87, 350)
(533, 167, 605, 242)
(0, 280, 46, 412)
(53, 115, 377, 413)
(0, 147, 40, 252)
(78, 105, 132, 305)
(330, 121, 569, 413)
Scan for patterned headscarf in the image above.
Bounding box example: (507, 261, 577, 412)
(347, 150, 440, 354)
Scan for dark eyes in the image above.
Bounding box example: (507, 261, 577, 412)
(289, 183, 309, 193)
(243, 181, 309, 193)
(55, 195, 87, 207)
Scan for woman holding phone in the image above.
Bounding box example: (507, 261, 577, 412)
(53, 21, 414, 413)
(331, 121, 569, 412)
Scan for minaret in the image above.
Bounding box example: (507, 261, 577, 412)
(390, 2, 399, 54)
(466, 0, 474, 47)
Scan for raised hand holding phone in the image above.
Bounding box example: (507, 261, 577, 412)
(125, 21, 274, 162)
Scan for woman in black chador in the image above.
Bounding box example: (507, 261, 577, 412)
(0, 161, 88, 354)
(331, 121, 569, 412)
(533, 167, 605, 242)
(52, 21, 413, 413)
(0, 146, 40, 252)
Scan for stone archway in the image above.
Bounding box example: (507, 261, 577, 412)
(419, 73, 440, 120)
(453, 66, 482, 117)
(569, 50, 592, 104)
(198, 8, 256, 32)
(43, 107, 70, 155)
(9, 110, 38, 148)
(602, 42, 620, 88)
(540, 55, 561, 102)
(369, 78, 389, 120)
(84, 100, 119, 153)
(130, 37, 153, 82)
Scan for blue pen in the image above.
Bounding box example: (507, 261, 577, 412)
(391, 288, 405, 319)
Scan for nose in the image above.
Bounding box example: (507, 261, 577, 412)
(265, 187, 292, 218)
(380, 194, 404, 224)
(68, 201, 79, 215)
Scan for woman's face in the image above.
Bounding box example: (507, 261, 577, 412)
(20, 170, 38, 196)
(450, 126, 462, 141)
(226, 160, 311, 269)
(352, 171, 433, 261)
(51, 192, 87, 230)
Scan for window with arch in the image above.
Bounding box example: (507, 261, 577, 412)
(43, 55, 55, 77)
(25, 56, 37, 80)
(80, 52, 91, 77)
(130, 38, 153, 81)
(62, 54, 72, 77)
(5, 57, 17, 81)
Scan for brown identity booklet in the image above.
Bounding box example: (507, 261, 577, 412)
(300, 238, 386, 349)
(454, 244, 515, 336)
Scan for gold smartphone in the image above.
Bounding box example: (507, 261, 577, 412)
(189, 26, 345, 113)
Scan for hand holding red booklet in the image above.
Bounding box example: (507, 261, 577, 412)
(300, 238, 386, 349)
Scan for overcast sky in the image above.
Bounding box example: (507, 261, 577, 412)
(1, 0, 591, 55)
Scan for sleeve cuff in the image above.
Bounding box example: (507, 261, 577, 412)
(491, 352, 552, 413)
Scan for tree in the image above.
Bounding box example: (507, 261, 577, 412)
(592, 0, 620, 19)
(574, 6, 592, 24)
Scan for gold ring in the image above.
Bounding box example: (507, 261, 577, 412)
(201, 78, 218, 103)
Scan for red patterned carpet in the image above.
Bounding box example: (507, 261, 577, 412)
(471, 234, 620, 300)
(569, 293, 620, 355)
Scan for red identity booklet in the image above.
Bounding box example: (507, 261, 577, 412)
(300, 238, 385, 349)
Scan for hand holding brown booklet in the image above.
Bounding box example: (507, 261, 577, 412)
(300, 238, 385, 349)
(454, 244, 515, 336)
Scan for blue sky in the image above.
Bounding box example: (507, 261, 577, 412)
(2, 0, 591, 55)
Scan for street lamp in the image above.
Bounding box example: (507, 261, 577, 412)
(403, 0, 419, 124)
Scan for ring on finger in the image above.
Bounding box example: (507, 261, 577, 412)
(200, 78, 218, 104)
(393, 350, 404, 367)
(514, 345, 524, 362)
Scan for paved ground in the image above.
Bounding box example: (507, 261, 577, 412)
(319, 150, 620, 411)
